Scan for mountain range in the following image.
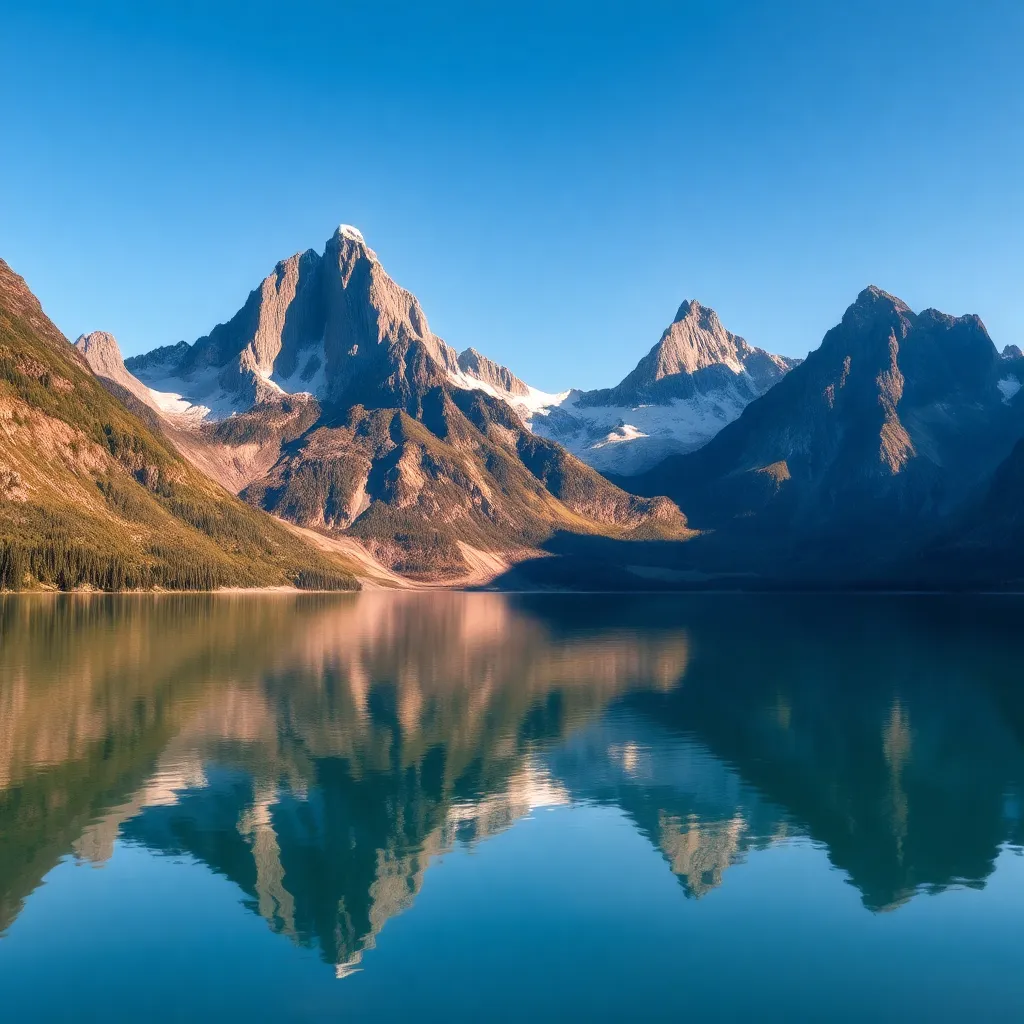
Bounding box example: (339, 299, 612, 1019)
(3, 223, 1023, 590)
(76, 225, 693, 583)
(623, 286, 1024, 585)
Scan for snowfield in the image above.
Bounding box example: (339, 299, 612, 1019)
(449, 367, 758, 474)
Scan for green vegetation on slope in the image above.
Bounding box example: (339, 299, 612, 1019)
(0, 259, 359, 591)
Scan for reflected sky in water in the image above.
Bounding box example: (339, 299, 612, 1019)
(1, 593, 1024, 1020)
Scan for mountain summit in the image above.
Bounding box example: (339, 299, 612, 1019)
(118, 229, 795, 480)
(102, 226, 689, 581)
(125, 225, 461, 416)
(628, 286, 1024, 579)
(612, 299, 792, 397)
(462, 299, 797, 475)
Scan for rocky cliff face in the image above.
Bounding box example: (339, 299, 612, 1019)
(589, 298, 795, 406)
(457, 347, 530, 396)
(484, 299, 797, 475)
(119, 235, 795, 483)
(107, 227, 688, 581)
(628, 286, 1024, 579)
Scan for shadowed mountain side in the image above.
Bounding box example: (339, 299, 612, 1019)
(239, 386, 689, 581)
(898, 437, 1024, 589)
(477, 530, 854, 591)
(624, 287, 1024, 585)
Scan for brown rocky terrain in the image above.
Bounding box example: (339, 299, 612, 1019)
(77, 227, 690, 582)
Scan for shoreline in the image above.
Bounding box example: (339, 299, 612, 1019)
(4, 585, 1024, 597)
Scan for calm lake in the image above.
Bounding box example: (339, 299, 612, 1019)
(1, 593, 1023, 1021)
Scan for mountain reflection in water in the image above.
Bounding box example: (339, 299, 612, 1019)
(2, 592, 1024, 983)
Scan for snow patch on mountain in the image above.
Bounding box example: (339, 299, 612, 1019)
(526, 385, 754, 474)
(446, 367, 569, 416)
(132, 362, 245, 421)
(453, 366, 773, 475)
(145, 385, 208, 418)
(997, 375, 1021, 403)
(271, 340, 329, 399)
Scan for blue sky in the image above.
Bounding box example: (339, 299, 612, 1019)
(2, 0, 1022, 390)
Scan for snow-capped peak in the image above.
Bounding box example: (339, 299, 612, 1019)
(335, 224, 365, 243)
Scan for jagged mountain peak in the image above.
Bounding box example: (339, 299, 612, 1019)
(0, 257, 362, 590)
(456, 347, 530, 397)
(73, 328, 172, 411)
(325, 223, 375, 263)
(519, 298, 796, 475)
(108, 224, 685, 580)
(595, 299, 791, 405)
(672, 298, 723, 331)
(613, 298, 790, 394)
(74, 330, 123, 365)
(121, 223, 463, 416)
(854, 284, 911, 309)
(823, 287, 998, 385)
(842, 285, 913, 327)
(334, 224, 365, 244)
(627, 286, 1024, 580)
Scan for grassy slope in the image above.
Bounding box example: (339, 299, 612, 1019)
(0, 259, 360, 590)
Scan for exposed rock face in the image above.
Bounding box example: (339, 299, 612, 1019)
(319, 226, 460, 409)
(123, 227, 461, 419)
(119, 227, 795, 481)
(469, 300, 798, 476)
(112, 227, 688, 580)
(628, 286, 1024, 579)
(74, 331, 156, 408)
(242, 386, 687, 581)
(915, 435, 1024, 587)
(74, 330, 320, 493)
(457, 347, 530, 396)
(588, 299, 795, 406)
(60, 240, 1024, 588)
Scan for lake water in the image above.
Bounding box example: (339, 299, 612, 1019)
(1, 593, 1023, 1021)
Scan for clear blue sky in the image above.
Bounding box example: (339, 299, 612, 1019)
(2, 0, 1022, 390)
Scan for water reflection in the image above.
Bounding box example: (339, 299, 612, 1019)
(2, 593, 1024, 975)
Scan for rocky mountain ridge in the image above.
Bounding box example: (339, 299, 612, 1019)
(29, 222, 1024, 591)
(83, 227, 690, 581)
(515, 298, 798, 474)
(115, 229, 798, 478)
(620, 285, 1024, 583)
